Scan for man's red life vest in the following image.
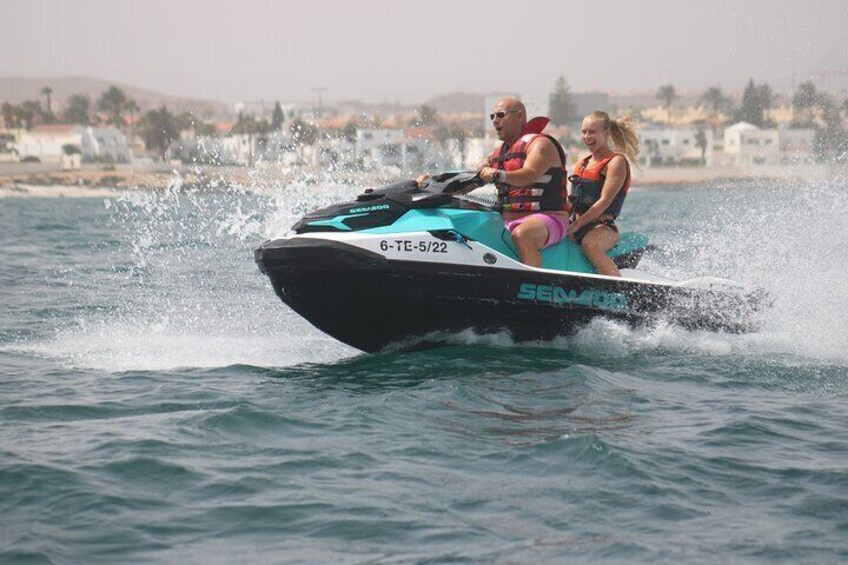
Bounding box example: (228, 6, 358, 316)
(568, 153, 630, 218)
(490, 124, 568, 214)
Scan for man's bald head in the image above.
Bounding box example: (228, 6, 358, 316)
(492, 97, 527, 143)
(499, 97, 526, 115)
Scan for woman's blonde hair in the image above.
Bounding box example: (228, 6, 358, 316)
(585, 111, 640, 165)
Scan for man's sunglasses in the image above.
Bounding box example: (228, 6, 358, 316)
(489, 109, 521, 121)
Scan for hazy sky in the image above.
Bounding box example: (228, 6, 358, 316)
(3, 0, 846, 105)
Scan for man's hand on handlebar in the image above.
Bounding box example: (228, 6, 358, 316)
(479, 167, 499, 183)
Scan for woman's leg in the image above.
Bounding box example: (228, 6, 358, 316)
(580, 226, 621, 276)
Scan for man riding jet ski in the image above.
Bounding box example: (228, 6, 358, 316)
(254, 171, 768, 353)
(416, 97, 572, 269)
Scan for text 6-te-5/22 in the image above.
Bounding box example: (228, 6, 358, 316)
(379, 240, 448, 253)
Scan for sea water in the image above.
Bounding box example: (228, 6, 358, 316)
(1, 177, 847, 563)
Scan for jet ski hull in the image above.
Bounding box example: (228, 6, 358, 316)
(255, 236, 764, 353)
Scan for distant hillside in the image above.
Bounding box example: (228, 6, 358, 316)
(0, 76, 232, 117)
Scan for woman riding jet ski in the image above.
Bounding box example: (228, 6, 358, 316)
(254, 171, 768, 353)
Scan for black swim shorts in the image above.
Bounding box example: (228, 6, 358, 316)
(572, 219, 618, 244)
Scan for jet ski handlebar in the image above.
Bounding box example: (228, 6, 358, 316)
(421, 171, 487, 195)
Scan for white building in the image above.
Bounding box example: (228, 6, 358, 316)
(80, 127, 130, 163)
(723, 122, 780, 166)
(639, 126, 715, 166)
(14, 125, 82, 163)
(14, 125, 129, 163)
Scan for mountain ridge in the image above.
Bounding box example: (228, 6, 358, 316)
(0, 75, 232, 117)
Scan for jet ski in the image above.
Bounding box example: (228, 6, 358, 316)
(255, 171, 768, 353)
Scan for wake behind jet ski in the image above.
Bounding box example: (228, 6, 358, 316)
(254, 172, 768, 353)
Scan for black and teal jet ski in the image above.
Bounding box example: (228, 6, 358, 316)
(255, 172, 767, 352)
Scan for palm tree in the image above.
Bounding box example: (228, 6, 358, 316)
(63, 94, 91, 125)
(1, 102, 18, 128)
(19, 100, 44, 129)
(41, 86, 54, 120)
(792, 81, 818, 111)
(97, 86, 129, 129)
(656, 84, 677, 124)
(701, 87, 726, 117)
(139, 106, 179, 161)
(700, 86, 728, 134)
(792, 81, 818, 125)
(416, 104, 438, 126)
(758, 83, 775, 125)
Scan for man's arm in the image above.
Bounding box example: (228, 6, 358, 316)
(479, 137, 559, 185)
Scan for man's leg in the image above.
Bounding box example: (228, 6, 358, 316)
(511, 217, 550, 267)
(581, 226, 621, 276)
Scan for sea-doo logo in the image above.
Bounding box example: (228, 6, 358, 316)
(517, 283, 628, 311)
(349, 204, 390, 214)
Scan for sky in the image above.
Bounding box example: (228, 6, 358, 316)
(2, 0, 847, 106)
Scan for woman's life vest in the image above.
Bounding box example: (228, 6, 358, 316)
(567, 153, 631, 218)
(490, 130, 568, 214)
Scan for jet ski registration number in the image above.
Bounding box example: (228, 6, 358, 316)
(379, 239, 448, 253)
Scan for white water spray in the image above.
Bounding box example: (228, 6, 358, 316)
(17, 169, 848, 371)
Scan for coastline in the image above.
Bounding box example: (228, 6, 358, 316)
(0, 165, 280, 198)
(0, 166, 166, 198)
(0, 184, 121, 199)
(1, 162, 845, 198)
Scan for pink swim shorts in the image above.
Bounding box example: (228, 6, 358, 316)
(504, 213, 569, 248)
